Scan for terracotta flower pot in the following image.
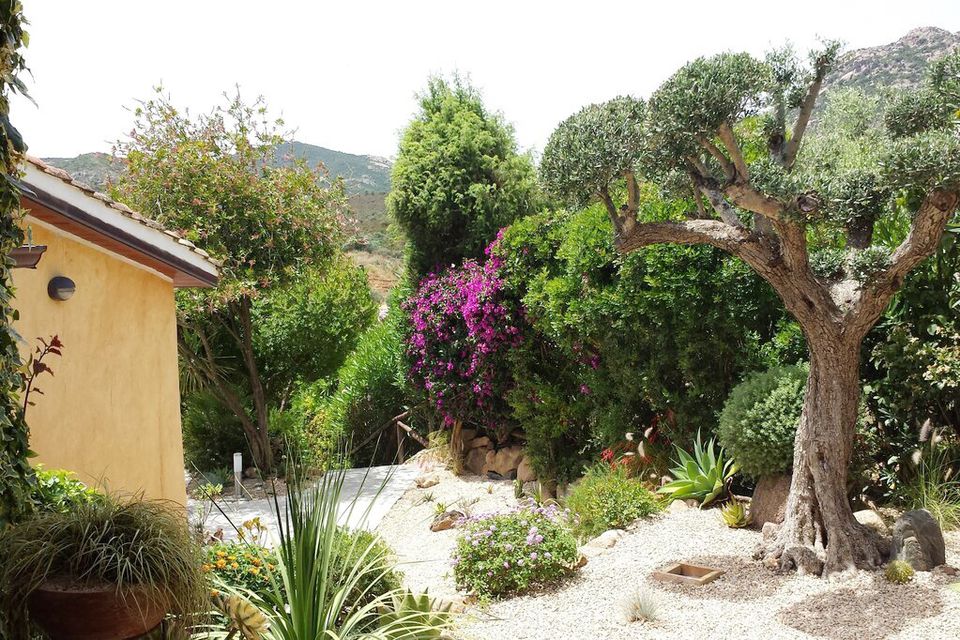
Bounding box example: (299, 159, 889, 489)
(27, 580, 167, 640)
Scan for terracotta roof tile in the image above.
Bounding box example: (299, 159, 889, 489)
(23, 155, 219, 267)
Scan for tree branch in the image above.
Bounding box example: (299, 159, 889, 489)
(718, 123, 749, 181)
(852, 189, 960, 331)
(696, 180, 744, 228)
(598, 186, 623, 235)
(696, 135, 735, 181)
(782, 62, 829, 169)
(615, 219, 754, 255)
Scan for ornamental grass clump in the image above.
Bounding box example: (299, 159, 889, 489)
(452, 501, 579, 598)
(0, 496, 206, 636)
(565, 465, 661, 538)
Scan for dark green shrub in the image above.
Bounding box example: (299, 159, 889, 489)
(452, 502, 578, 598)
(565, 465, 661, 537)
(309, 304, 410, 466)
(718, 365, 807, 479)
(181, 388, 249, 472)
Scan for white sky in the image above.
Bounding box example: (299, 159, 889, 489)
(12, 1, 960, 160)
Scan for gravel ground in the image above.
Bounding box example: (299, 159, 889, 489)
(375, 465, 960, 640)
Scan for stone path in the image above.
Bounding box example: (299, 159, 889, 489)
(189, 464, 420, 542)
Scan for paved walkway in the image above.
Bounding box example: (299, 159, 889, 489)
(189, 465, 419, 542)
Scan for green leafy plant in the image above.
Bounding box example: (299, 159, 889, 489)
(31, 466, 101, 513)
(0, 0, 33, 528)
(565, 465, 661, 538)
(216, 464, 450, 638)
(452, 501, 579, 598)
(0, 495, 206, 636)
(884, 559, 915, 584)
(720, 500, 751, 528)
(658, 432, 737, 508)
(718, 365, 807, 479)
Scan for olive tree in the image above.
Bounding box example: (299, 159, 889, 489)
(541, 45, 960, 575)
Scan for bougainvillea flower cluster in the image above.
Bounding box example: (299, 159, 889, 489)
(404, 237, 523, 429)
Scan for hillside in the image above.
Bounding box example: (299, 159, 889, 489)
(823, 26, 960, 95)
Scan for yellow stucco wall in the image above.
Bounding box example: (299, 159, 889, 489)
(12, 219, 187, 505)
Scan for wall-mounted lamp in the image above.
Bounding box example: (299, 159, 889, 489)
(47, 276, 75, 301)
(10, 245, 47, 269)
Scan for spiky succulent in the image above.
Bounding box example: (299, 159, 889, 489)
(658, 432, 738, 507)
(720, 500, 751, 528)
(377, 591, 453, 640)
(884, 560, 915, 584)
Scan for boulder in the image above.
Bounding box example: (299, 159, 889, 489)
(585, 529, 625, 551)
(490, 446, 524, 478)
(853, 509, 889, 536)
(415, 474, 439, 489)
(890, 509, 945, 571)
(666, 499, 690, 514)
(465, 447, 488, 476)
(517, 457, 536, 483)
(243, 466, 260, 479)
(430, 509, 465, 532)
(749, 474, 792, 530)
(469, 436, 491, 449)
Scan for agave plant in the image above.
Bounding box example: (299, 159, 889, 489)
(658, 432, 738, 508)
(719, 500, 750, 528)
(212, 462, 453, 640)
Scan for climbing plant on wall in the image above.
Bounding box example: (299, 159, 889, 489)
(0, 0, 33, 527)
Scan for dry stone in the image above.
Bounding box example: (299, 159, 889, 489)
(749, 474, 791, 529)
(853, 509, 889, 536)
(517, 457, 536, 483)
(465, 447, 488, 476)
(430, 509, 465, 532)
(415, 474, 440, 489)
(469, 436, 491, 449)
(890, 509, 945, 571)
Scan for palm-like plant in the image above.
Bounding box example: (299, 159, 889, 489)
(214, 464, 452, 639)
(658, 432, 738, 508)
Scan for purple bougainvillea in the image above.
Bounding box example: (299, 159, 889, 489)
(404, 235, 522, 430)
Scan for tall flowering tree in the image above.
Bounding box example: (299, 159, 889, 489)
(542, 46, 960, 575)
(404, 237, 523, 446)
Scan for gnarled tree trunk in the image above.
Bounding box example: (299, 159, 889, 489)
(761, 334, 884, 575)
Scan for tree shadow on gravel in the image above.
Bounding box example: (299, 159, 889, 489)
(778, 576, 944, 640)
(644, 554, 787, 601)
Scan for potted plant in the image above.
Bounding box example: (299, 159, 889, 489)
(0, 495, 205, 639)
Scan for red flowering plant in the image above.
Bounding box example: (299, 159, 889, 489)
(599, 414, 673, 481)
(403, 235, 523, 434)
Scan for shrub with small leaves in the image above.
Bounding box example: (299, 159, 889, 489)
(565, 465, 661, 538)
(884, 560, 915, 584)
(452, 501, 578, 598)
(718, 366, 807, 479)
(204, 540, 279, 602)
(851, 246, 892, 283)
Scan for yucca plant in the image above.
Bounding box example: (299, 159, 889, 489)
(212, 462, 453, 639)
(658, 432, 738, 508)
(377, 591, 451, 639)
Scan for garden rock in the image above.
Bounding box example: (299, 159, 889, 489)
(415, 474, 440, 489)
(853, 509, 889, 536)
(469, 436, 491, 449)
(749, 474, 791, 529)
(667, 499, 690, 514)
(890, 509, 945, 571)
(517, 457, 536, 483)
(585, 529, 625, 552)
(430, 509, 465, 532)
(490, 446, 524, 477)
(465, 447, 488, 476)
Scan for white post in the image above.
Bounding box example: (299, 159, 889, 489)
(233, 452, 243, 500)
